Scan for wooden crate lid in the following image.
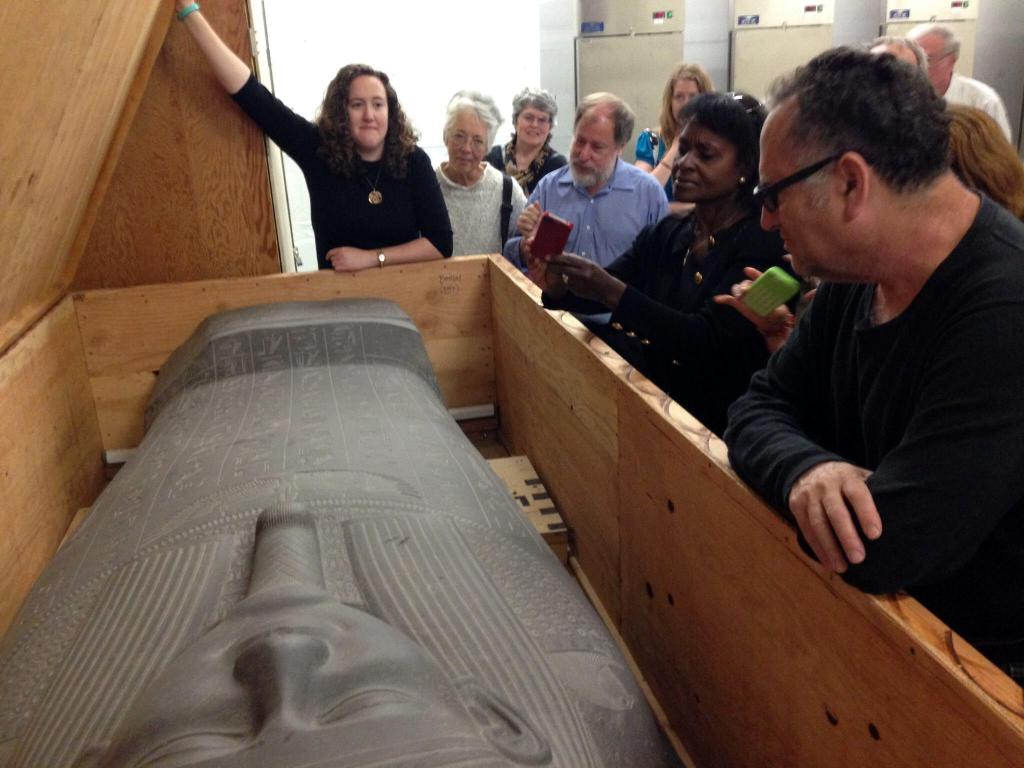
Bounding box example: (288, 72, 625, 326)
(0, 0, 169, 355)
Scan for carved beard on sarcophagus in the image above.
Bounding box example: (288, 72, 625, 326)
(0, 300, 679, 768)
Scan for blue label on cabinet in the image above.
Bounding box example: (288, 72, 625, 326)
(581, 21, 605, 34)
(737, 14, 760, 25)
(889, 8, 910, 18)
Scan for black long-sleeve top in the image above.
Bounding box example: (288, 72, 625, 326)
(233, 75, 452, 269)
(725, 196, 1024, 669)
(544, 213, 789, 436)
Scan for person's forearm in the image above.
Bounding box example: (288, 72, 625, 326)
(727, 401, 844, 513)
(180, 10, 251, 94)
(379, 238, 443, 266)
(650, 142, 678, 187)
(650, 159, 674, 187)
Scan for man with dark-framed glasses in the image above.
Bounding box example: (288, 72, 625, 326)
(725, 48, 1024, 681)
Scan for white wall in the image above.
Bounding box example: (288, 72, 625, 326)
(538, 0, 577, 155)
(975, 0, 1024, 151)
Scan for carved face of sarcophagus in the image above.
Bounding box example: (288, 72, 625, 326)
(0, 299, 679, 768)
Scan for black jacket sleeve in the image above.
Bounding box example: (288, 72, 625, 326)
(725, 287, 847, 513)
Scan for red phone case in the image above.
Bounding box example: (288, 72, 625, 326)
(531, 212, 573, 259)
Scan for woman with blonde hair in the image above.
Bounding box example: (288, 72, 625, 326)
(634, 62, 714, 202)
(947, 105, 1024, 220)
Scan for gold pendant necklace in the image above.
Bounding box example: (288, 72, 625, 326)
(365, 165, 383, 205)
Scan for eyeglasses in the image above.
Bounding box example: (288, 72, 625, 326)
(519, 113, 551, 126)
(449, 131, 487, 150)
(926, 50, 954, 66)
(752, 153, 842, 212)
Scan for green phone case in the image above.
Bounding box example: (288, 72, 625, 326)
(741, 266, 801, 316)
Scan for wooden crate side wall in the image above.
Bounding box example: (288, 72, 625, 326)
(72, 0, 280, 291)
(488, 259, 1024, 767)
(489, 258, 623, 623)
(616, 390, 1024, 767)
(0, 298, 105, 637)
(74, 259, 495, 451)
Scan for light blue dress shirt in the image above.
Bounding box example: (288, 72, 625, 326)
(503, 158, 669, 269)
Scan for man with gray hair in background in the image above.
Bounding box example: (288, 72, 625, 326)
(504, 92, 668, 270)
(724, 48, 1024, 681)
(868, 35, 928, 74)
(908, 22, 1011, 139)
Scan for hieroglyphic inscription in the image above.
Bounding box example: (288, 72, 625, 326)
(288, 326, 344, 472)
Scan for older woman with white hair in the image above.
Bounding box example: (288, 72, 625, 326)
(437, 91, 528, 256)
(486, 87, 567, 194)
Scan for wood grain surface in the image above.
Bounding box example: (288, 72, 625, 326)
(488, 255, 1024, 768)
(0, 298, 104, 637)
(74, 258, 494, 450)
(0, 0, 168, 355)
(489, 256, 624, 623)
(72, 0, 280, 290)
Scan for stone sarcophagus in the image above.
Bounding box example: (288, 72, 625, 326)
(5, 3, 1023, 764)
(0, 299, 677, 768)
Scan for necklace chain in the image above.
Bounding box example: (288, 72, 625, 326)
(365, 165, 383, 205)
(684, 213, 749, 279)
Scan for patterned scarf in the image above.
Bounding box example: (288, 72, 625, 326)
(502, 136, 555, 192)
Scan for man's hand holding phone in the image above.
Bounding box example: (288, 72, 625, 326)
(517, 203, 543, 242)
(530, 211, 573, 260)
(524, 211, 573, 292)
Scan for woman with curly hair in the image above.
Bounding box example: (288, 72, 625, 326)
(175, 2, 452, 271)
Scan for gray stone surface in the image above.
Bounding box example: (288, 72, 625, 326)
(0, 299, 679, 767)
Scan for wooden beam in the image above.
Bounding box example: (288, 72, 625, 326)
(0, 0, 168, 354)
(0, 297, 104, 637)
(61, 1, 174, 290)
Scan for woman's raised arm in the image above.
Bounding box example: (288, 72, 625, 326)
(176, 3, 251, 94)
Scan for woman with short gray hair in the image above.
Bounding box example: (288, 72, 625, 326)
(486, 87, 567, 194)
(437, 91, 528, 256)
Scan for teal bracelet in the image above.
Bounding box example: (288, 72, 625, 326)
(176, 2, 200, 20)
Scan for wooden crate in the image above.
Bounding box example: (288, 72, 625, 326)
(488, 455, 569, 562)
